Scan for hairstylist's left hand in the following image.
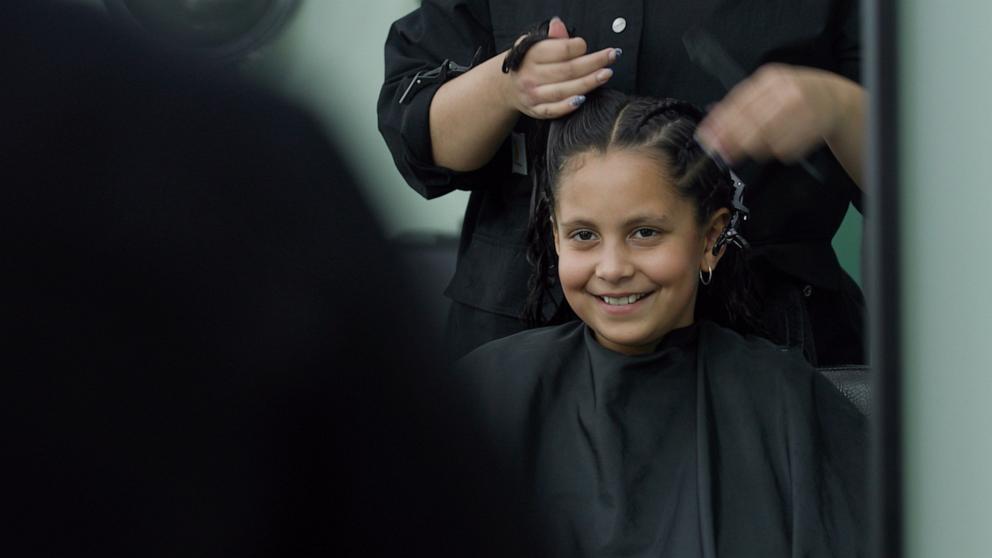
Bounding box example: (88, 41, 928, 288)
(696, 64, 864, 187)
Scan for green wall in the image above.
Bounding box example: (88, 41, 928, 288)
(900, 2, 992, 556)
(835, 206, 862, 285)
(244, 0, 470, 238)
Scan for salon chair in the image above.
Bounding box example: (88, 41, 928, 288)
(818, 365, 871, 415)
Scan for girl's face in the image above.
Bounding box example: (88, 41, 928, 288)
(553, 149, 727, 355)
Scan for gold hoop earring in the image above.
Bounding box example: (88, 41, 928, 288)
(699, 264, 713, 286)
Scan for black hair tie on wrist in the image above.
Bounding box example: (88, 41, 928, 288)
(502, 19, 550, 73)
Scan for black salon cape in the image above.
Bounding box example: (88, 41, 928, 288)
(456, 321, 866, 557)
(379, 0, 865, 365)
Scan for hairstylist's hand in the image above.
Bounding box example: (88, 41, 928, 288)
(501, 17, 619, 119)
(696, 64, 865, 185)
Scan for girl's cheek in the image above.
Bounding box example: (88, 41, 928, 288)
(556, 253, 589, 290)
(643, 246, 695, 281)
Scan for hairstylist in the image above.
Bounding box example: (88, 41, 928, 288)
(378, 1, 865, 366)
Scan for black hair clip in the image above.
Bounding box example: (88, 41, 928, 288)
(695, 136, 750, 254)
(713, 170, 750, 254)
(399, 47, 482, 105)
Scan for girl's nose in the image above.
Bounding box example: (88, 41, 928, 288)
(595, 243, 634, 283)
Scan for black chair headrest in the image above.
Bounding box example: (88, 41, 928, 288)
(817, 365, 870, 416)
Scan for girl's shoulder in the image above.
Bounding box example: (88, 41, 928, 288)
(453, 321, 587, 434)
(697, 321, 865, 420)
(457, 320, 586, 376)
(696, 320, 817, 388)
(699, 320, 805, 357)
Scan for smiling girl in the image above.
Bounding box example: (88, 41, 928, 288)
(457, 90, 866, 557)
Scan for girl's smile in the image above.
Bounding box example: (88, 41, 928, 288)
(592, 290, 655, 315)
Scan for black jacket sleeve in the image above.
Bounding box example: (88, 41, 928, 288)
(377, 0, 511, 200)
(830, 0, 861, 83)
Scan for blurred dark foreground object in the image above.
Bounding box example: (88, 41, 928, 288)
(1, 2, 529, 555)
(104, 0, 301, 63)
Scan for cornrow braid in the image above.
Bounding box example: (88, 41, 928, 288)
(629, 100, 705, 136)
(524, 167, 557, 326)
(505, 17, 583, 326)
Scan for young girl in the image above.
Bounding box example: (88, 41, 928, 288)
(456, 90, 865, 557)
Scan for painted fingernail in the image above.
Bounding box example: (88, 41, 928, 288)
(693, 130, 709, 152)
(695, 130, 725, 160)
(596, 68, 614, 81)
(571, 95, 586, 107)
(614, 48, 623, 59)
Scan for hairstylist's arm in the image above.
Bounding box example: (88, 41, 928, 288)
(696, 64, 865, 189)
(430, 17, 618, 171)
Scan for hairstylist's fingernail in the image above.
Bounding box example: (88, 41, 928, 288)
(712, 143, 733, 166)
(571, 95, 586, 107)
(695, 130, 728, 163)
(596, 68, 614, 81)
(614, 48, 623, 59)
(551, 15, 562, 24)
(696, 123, 720, 145)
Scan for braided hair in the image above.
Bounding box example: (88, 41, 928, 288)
(523, 88, 760, 333)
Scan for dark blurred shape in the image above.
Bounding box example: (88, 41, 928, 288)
(104, 0, 300, 62)
(1, 1, 526, 555)
(395, 232, 459, 336)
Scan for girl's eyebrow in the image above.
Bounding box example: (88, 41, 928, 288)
(557, 218, 596, 229)
(621, 214, 672, 227)
(558, 214, 672, 229)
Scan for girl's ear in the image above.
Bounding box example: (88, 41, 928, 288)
(702, 208, 731, 271)
(551, 215, 561, 255)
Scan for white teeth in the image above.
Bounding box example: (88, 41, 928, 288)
(600, 294, 646, 306)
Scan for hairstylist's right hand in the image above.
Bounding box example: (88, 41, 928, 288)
(501, 17, 619, 120)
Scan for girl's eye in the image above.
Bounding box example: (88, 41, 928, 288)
(571, 230, 596, 241)
(632, 228, 659, 239)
